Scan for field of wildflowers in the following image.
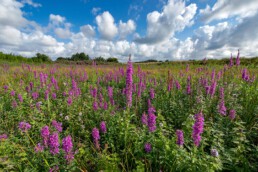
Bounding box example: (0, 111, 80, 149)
(0, 55, 257, 171)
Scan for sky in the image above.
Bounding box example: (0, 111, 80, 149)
(1, 0, 258, 62)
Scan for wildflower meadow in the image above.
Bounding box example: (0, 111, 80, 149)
(0, 54, 257, 171)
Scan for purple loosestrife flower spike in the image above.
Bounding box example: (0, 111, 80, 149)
(62, 135, 73, 154)
(144, 143, 152, 153)
(35, 143, 44, 153)
(41, 126, 50, 147)
(0, 134, 8, 140)
(148, 113, 157, 132)
(19, 122, 31, 132)
(229, 109, 236, 120)
(192, 112, 204, 147)
(176, 130, 184, 146)
(92, 128, 100, 149)
(18, 94, 23, 103)
(209, 81, 217, 97)
(126, 56, 133, 108)
(49, 132, 60, 155)
(52, 120, 63, 132)
(100, 121, 107, 133)
(236, 49, 240, 66)
(150, 88, 155, 99)
(218, 100, 227, 116)
(141, 112, 148, 125)
(11, 90, 15, 96)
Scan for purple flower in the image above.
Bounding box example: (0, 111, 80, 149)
(49, 132, 60, 155)
(100, 121, 107, 133)
(229, 109, 236, 120)
(219, 87, 224, 99)
(209, 81, 217, 97)
(144, 143, 152, 153)
(0, 134, 8, 140)
(92, 128, 100, 141)
(52, 93, 57, 99)
(236, 49, 240, 66)
(62, 135, 73, 154)
(211, 149, 219, 157)
(141, 112, 148, 125)
(92, 128, 100, 149)
(93, 101, 98, 111)
(176, 130, 184, 146)
(41, 126, 50, 147)
(218, 100, 227, 116)
(18, 94, 23, 103)
(32, 92, 39, 100)
(64, 152, 74, 163)
(10, 90, 15, 96)
(175, 80, 181, 90)
(12, 100, 18, 108)
(126, 57, 133, 108)
(19, 122, 31, 132)
(148, 113, 157, 132)
(52, 120, 63, 132)
(34, 143, 44, 153)
(67, 97, 72, 106)
(36, 102, 42, 110)
(150, 88, 155, 99)
(192, 112, 204, 147)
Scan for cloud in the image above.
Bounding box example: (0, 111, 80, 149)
(80, 25, 95, 38)
(118, 20, 136, 39)
(200, 0, 258, 23)
(91, 7, 101, 15)
(49, 14, 66, 25)
(21, 0, 41, 8)
(96, 11, 118, 40)
(54, 28, 72, 39)
(0, 0, 27, 27)
(135, 0, 197, 44)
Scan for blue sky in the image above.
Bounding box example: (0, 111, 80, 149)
(1, 0, 258, 61)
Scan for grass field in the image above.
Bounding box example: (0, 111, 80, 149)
(0, 59, 257, 171)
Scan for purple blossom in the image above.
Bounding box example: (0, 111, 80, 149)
(41, 126, 50, 147)
(10, 90, 15, 96)
(92, 128, 100, 141)
(32, 92, 39, 100)
(100, 121, 107, 133)
(219, 87, 224, 99)
(144, 143, 152, 153)
(19, 122, 31, 132)
(92, 128, 100, 149)
(229, 109, 236, 120)
(126, 57, 133, 108)
(18, 94, 23, 103)
(148, 113, 157, 132)
(52, 93, 57, 99)
(176, 130, 184, 146)
(209, 81, 217, 97)
(0, 134, 8, 140)
(236, 49, 240, 66)
(175, 80, 181, 90)
(62, 135, 73, 154)
(141, 112, 148, 125)
(12, 100, 18, 108)
(34, 143, 44, 153)
(192, 112, 204, 147)
(49, 132, 60, 155)
(93, 101, 98, 111)
(150, 88, 155, 99)
(52, 120, 63, 132)
(218, 100, 227, 116)
(67, 97, 72, 106)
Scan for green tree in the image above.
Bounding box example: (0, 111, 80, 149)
(107, 57, 118, 63)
